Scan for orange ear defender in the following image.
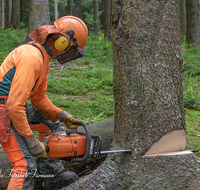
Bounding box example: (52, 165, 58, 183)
(54, 36, 69, 51)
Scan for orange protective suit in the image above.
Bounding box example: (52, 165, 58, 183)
(0, 43, 62, 137)
(0, 43, 63, 190)
(0, 16, 87, 189)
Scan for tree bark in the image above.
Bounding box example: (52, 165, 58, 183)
(112, 0, 186, 157)
(0, 0, 2, 27)
(25, 0, 50, 42)
(17, 0, 20, 28)
(20, 0, 29, 28)
(79, 1, 83, 19)
(93, 0, 98, 35)
(63, 0, 200, 189)
(2, 0, 4, 29)
(104, 0, 111, 39)
(186, 0, 200, 48)
(11, 0, 18, 29)
(65, 151, 200, 190)
(54, 0, 58, 21)
(5, 0, 11, 28)
(67, 0, 72, 15)
(1, 0, 5, 28)
(178, 0, 186, 40)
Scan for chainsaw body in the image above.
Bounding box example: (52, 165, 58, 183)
(42, 121, 102, 162)
(46, 133, 87, 158)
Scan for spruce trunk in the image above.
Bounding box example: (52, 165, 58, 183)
(65, 0, 200, 189)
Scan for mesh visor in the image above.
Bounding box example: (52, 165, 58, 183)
(56, 45, 86, 64)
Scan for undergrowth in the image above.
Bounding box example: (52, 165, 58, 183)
(0, 28, 26, 62)
(181, 37, 200, 109)
(47, 33, 114, 123)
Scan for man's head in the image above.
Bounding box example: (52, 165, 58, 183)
(28, 16, 88, 64)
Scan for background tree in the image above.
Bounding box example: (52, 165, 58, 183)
(93, 0, 98, 35)
(11, 0, 18, 29)
(186, 0, 200, 48)
(0, 0, 1, 27)
(25, 0, 50, 42)
(17, 0, 20, 28)
(178, 0, 186, 41)
(79, 1, 83, 19)
(67, 0, 72, 15)
(65, 0, 200, 189)
(54, 0, 58, 21)
(20, 0, 29, 28)
(104, 0, 111, 39)
(5, 0, 11, 29)
(2, 0, 5, 29)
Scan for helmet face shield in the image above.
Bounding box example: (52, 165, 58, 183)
(56, 45, 86, 64)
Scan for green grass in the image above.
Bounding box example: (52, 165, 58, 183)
(46, 33, 114, 124)
(185, 108, 200, 160)
(181, 38, 200, 159)
(0, 28, 27, 62)
(46, 68, 114, 123)
(181, 37, 200, 109)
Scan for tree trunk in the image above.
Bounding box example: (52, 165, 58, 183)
(11, 0, 18, 29)
(17, 0, 20, 28)
(104, 0, 111, 39)
(79, 2, 82, 19)
(93, 0, 98, 35)
(0, 0, 1, 27)
(64, 1, 200, 189)
(5, 0, 11, 28)
(25, 0, 50, 42)
(67, 0, 72, 15)
(186, 0, 200, 48)
(54, 0, 58, 21)
(112, 0, 186, 159)
(20, 0, 29, 28)
(178, 0, 186, 41)
(2, 0, 4, 28)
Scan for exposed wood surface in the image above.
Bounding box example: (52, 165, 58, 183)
(144, 129, 187, 156)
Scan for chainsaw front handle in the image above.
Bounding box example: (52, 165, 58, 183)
(71, 121, 91, 162)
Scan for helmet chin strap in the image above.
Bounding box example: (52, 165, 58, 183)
(65, 30, 78, 47)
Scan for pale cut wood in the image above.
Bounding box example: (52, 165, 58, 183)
(144, 129, 187, 156)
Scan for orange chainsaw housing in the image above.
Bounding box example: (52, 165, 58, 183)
(47, 133, 87, 158)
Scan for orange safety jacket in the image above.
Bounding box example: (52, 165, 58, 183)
(0, 43, 62, 137)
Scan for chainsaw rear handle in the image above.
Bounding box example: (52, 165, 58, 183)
(71, 121, 91, 162)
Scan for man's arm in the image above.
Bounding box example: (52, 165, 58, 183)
(30, 75, 62, 122)
(7, 55, 42, 137)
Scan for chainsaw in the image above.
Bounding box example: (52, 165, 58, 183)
(42, 121, 132, 162)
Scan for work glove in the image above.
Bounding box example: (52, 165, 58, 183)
(24, 135, 46, 158)
(57, 111, 80, 129)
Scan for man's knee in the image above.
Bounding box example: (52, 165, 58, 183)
(27, 157, 37, 175)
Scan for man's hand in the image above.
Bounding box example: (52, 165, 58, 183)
(24, 135, 46, 157)
(57, 111, 80, 129)
(37, 142, 46, 158)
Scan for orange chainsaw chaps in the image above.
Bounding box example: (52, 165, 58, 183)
(0, 96, 10, 143)
(47, 134, 86, 158)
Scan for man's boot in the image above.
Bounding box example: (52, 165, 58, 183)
(41, 159, 78, 190)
